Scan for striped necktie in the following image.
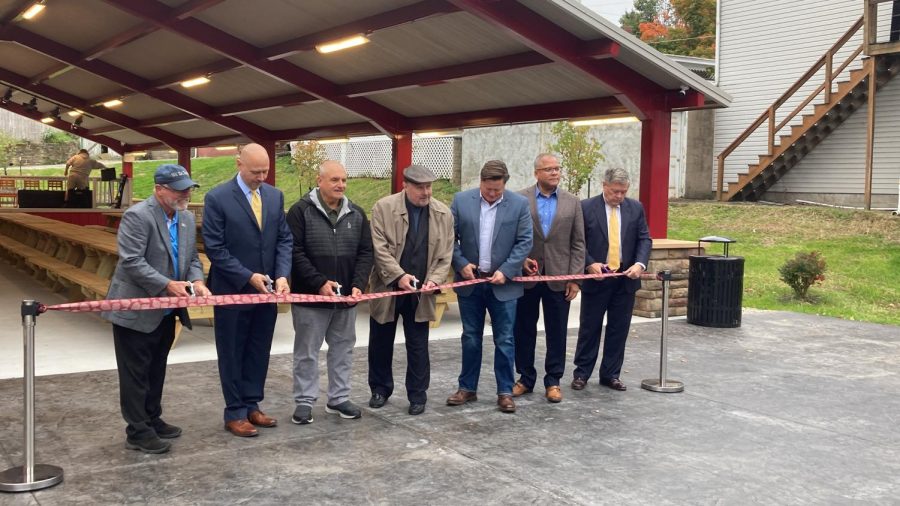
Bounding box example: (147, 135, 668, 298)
(607, 205, 620, 271)
(251, 190, 263, 229)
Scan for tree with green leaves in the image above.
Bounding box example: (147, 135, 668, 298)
(291, 140, 326, 193)
(0, 131, 17, 174)
(548, 122, 604, 195)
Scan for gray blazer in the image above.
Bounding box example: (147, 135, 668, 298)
(102, 195, 204, 333)
(450, 187, 533, 302)
(519, 184, 586, 292)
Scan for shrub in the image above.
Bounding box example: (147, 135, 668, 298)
(779, 251, 826, 300)
(42, 129, 77, 144)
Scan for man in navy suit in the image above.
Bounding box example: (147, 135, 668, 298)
(572, 168, 651, 392)
(203, 143, 292, 437)
(446, 160, 533, 413)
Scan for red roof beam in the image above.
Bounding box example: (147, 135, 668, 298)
(102, 0, 410, 135)
(447, 0, 663, 116)
(0, 67, 189, 148)
(0, 100, 125, 152)
(342, 51, 552, 97)
(5, 25, 273, 141)
(261, 0, 460, 60)
(408, 97, 627, 131)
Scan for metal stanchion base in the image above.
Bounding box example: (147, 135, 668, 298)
(641, 379, 684, 393)
(0, 464, 64, 492)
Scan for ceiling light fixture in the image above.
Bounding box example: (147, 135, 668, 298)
(180, 76, 211, 88)
(40, 116, 54, 123)
(316, 137, 349, 144)
(21, 1, 45, 20)
(569, 116, 639, 127)
(67, 109, 84, 117)
(103, 99, 123, 108)
(315, 34, 369, 54)
(214, 145, 237, 151)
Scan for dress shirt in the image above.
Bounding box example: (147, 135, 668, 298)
(478, 194, 503, 273)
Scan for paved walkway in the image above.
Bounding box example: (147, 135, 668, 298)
(0, 264, 898, 504)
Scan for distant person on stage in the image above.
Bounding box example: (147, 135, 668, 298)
(102, 164, 210, 454)
(287, 160, 373, 424)
(203, 143, 292, 438)
(64, 148, 105, 190)
(367, 164, 454, 416)
(571, 168, 651, 393)
(446, 160, 532, 413)
(513, 153, 585, 403)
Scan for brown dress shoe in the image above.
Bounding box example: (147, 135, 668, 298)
(497, 395, 516, 413)
(446, 390, 478, 406)
(512, 381, 532, 397)
(571, 377, 587, 390)
(545, 385, 562, 403)
(248, 410, 277, 427)
(601, 378, 627, 391)
(225, 419, 258, 437)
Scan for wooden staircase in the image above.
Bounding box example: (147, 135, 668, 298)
(717, 17, 900, 202)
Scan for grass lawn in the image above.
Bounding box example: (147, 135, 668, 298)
(669, 201, 900, 326)
(13, 157, 900, 325)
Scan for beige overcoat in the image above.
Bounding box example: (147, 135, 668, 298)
(368, 191, 454, 324)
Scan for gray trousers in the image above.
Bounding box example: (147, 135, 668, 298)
(291, 304, 357, 407)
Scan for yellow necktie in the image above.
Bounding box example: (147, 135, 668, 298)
(251, 190, 263, 229)
(607, 206, 620, 271)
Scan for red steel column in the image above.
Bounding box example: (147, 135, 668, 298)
(177, 147, 191, 173)
(391, 133, 413, 193)
(121, 159, 133, 178)
(638, 108, 672, 239)
(261, 141, 277, 186)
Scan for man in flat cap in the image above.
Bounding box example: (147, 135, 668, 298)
(103, 164, 210, 454)
(366, 164, 454, 416)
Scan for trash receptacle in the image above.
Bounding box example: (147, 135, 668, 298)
(687, 236, 743, 328)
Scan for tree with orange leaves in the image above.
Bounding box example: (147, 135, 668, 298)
(620, 0, 716, 59)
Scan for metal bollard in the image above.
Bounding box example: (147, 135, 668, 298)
(0, 301, 64, 493)
(641, 272, 685, 393)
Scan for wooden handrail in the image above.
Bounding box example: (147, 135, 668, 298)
(716, 16, 865, 199)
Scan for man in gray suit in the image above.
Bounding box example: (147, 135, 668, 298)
(446, 160, 533, 413)
(102, 164, 210, 454)
(513, 154, 585, 403)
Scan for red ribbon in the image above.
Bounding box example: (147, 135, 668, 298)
(42, 272, 642, 313)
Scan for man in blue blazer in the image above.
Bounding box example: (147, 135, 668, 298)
(447, 160, 533, 413)
(203, 143, 292, 437)
(572, 168, 652, 392)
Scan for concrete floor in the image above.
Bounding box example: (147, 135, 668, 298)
(1, 264, 899, 504)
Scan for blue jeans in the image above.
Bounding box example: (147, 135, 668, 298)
(457, 284, 516, 395)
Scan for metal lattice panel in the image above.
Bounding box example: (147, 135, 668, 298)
(320, 137, 459, 179)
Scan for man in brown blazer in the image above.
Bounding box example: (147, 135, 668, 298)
(367, 165, 455, 415)
(513, 153, 586, 403)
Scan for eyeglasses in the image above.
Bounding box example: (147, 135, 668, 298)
(538, 166, 561, 174)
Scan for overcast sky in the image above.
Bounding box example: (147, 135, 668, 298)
(580, 0, 635, 23)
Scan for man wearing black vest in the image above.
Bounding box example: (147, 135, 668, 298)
(366, 165, 454, 415)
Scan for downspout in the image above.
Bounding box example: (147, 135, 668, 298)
(714, 0, 722, 86)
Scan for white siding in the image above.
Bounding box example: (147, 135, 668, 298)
(714, 0, 897, 196)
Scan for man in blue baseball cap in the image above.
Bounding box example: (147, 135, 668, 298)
(103, 163, 209, 454)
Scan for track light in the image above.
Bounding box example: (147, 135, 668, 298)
(24, 97, 38, 112)
(71, 116, 84, 131)
(50, 107, 60, 119)
(1, 88, 12, 104)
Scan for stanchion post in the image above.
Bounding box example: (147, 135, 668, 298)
(0, 300, 64, 493)
(641, 272, 685, 393)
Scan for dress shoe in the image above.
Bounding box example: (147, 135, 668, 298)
(408, 403, 426, 416)
(225, 419, 258, 437)
(497, 394, 516, 413)
(571, 377, 587, 390)
(248, 410, 277, 427)
(545, 385, 562, 403)
(512, 381, 532, 397)
(446, 390, 477, 406)
(153, 420, 182, 439)
(600, 377, 627, 391)
(369, 392, 387, 408)
(125, 436, 171, 454)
